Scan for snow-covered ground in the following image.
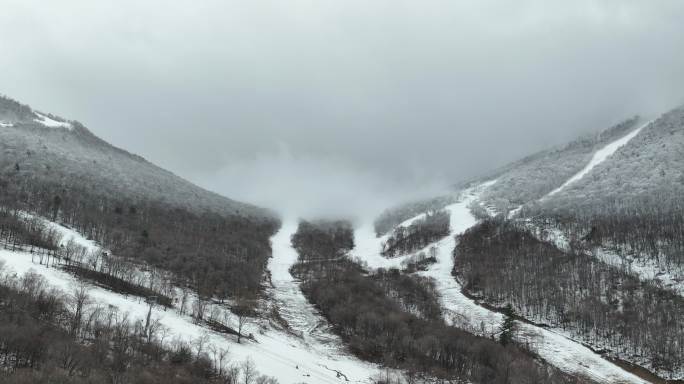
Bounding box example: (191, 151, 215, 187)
(547, 120, 651, 197)
(267, 220, 384, 383)
(0, 120, 13, 127)
(353, 182, 648, 384)
(595, 248, 684, 297)
(526, 221, 684, 298)
(0, 182, 656, 383)
(0, 215, 383, 384)
(19, 212, 100, 254)
(33, 111, 73, 129)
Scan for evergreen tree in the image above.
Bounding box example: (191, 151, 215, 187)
(499, 304, 516, 346)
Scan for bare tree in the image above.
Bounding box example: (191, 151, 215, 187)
(232, 299, 255, 344)
(69, 281, 91, 337)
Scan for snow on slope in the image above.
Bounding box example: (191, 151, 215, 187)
(267, 220, 383, 382)
(0, 217, 381, 384)
(526, 222, 684, 298)
(20, 212, 100, 253)
(353, 182, 648, 384)
(547, 120, 650, 197)
(33, 111, 73, 129)
(595, 248, 684, 297)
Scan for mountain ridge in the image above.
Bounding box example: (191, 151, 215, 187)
(0, 94, 275, 219)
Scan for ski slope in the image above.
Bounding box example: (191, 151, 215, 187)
(267, 220, 383, 383)
(547, 120, 650, 197)
(0, 217, 381, 384)
(353, 182, 648, 384)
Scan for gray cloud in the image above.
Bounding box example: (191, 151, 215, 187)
(2, 0, 684, 218)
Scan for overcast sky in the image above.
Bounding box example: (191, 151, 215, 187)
(2, 0, 684, 217)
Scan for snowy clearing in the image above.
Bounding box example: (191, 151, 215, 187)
(353, 182, 648, 384)
(546, 120, 651, 197)
(33, 111, 73, 129)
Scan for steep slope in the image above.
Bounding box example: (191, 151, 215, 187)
(445, 105, 684, 381)
(538, 106, 684, 215)
(473, 116, 644, 213)
(545, 119, 651, 197)
(0, 94, 279, 305)
(359, 107, 684, 382)
(0, 95, 271, 218)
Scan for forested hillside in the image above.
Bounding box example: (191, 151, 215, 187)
(523, 107, 684, 272)
(290, 220, 585, 384)
(475, 116, 642, 213)
(0, 267, 276, 384)
(0, 96, 272, 218)
(0, 95, 280, 305)
(455, 219, 684, 379)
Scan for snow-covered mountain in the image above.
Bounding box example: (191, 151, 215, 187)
(365, 107, 684, 382)
(1, 93, 682, 384)
(0, 95, 272, 218)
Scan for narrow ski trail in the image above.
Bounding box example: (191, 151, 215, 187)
(267, 219, 383, 383)
(353, 183, 649, 384)
(547, 120, 651, 197)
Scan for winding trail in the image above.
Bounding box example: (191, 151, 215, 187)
(352, 183, 648, 384)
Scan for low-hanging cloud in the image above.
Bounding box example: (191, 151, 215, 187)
(195, 144, 450, 222)
(2, 0, 684, 219)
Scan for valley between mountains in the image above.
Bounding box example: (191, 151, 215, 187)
(1, 95, 683, 383)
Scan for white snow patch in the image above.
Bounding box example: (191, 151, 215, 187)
(33, 111, 73, 129)
(547, 121, 650, 197)
(23, 213, 100, 253)
(0, 121, 13, 127)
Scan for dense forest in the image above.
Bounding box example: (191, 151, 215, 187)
(0, 171, 279, 305)
(455, 218, 684, 377)
(381, 210, 450, 258)
(290, 220, 587, 384)
(0, 265, 277, 384)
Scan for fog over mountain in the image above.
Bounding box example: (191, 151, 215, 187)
(2, 0, 684, 218)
